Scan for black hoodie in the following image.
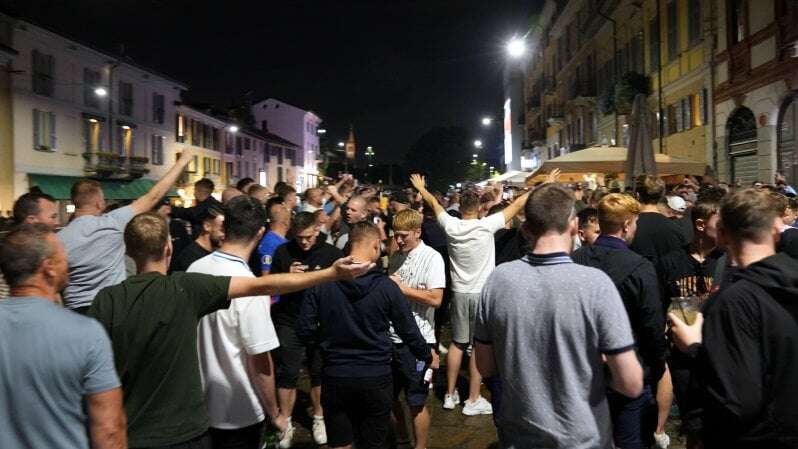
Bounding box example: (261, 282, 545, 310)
(573, 235, 666, 384)
(690, 252, 798, 449)
(296, 267, 431, 378)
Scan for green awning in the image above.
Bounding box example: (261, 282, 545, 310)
(29, 174, 178, 200)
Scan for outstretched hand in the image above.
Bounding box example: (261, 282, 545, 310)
(544, 168, 561, 184)
(410, 174, 427, 192)
(332, 256, 374, 280)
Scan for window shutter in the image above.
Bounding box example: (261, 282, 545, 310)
(49, 112, 56, 149)
(33, 109, 40, 148)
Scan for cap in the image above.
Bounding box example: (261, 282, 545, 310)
(666, 195, 687, 213)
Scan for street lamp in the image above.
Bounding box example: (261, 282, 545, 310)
(472, 153, 478, 159)
(94, 87, 108, 97)
(474, 139, 483, 149)
(507, 36, 526, 58)
(317, 129, 327, 135)
(481, 117, 493, 126)
(227, 125, 239, 133)
(337, 141, 345, 148)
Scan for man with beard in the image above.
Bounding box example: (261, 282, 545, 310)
(170, 206, 225, 272)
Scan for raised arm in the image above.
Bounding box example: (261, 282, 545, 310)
(87, 388, 127, 449)
(501, 189, 531, 223)
(228, 256, 372, 298)
(130, 150, 194, 215)
(410, 174, 445, 217)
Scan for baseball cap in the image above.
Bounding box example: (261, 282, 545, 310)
(666, 195, 687, 213)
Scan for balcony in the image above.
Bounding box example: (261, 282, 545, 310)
(83, 152, 149, 179)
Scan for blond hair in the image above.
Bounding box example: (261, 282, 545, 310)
(598, 193, 641, 234)
(393, 209, 423, 231)
(125, 213, 170, 263)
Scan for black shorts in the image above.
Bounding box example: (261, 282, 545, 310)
(322, 375, 393, 449)
(273, 324, 322, 389)
(391, 344, 432, 408)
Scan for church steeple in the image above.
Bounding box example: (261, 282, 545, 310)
(345, 125, 356, 168)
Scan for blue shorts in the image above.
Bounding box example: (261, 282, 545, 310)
(391, 344, 432, 408)
(607, 384, 656, 449)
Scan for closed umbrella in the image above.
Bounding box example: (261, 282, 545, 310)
(624, 93, 656, 188)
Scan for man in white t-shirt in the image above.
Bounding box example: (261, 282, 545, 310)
(189, 196, 285, 449)
(410, 174, 531, 416)
(388, 209, 446, 449)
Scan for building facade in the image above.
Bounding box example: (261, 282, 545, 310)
(252, 98, 321, 190)
(522, 0, 715, 174)
(5, 15, 186, 211)
(713, 0, 798, 185)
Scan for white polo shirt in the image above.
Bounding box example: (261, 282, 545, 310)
(189, 251, 280, 429)
(390, 241, 446, 343)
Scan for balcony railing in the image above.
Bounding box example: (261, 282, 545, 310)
(83, 151, 149, 179)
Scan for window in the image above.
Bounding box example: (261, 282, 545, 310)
(83, 118, 102, 152)
(84, 68, 102, 108)
(236, 160, 242, 177)
(213, 159, 221, 175)
(261, 119, 268, 130)
(226, 162, 234, 179)
(32, 50, 55, 96)
(203, 124, 212, 149)
(649, 16, 660, 73)
(245, 161, 250, 177)
(730, 0, 746, 44)
(277, 146, 284, 164)
(151, 134, 164, 165)
(176, 114, 185, 142)
(152, 93, 165, 124)
(118, 81, 134, 116)
(264, 144, 270, 163)
(192, 120, 202, 147)
(667, 0, 679, 62)
(688, 0, 702, 45)
(116, 126, 133, 155)
(203, 157, 211, 176)
(244, 138, 251, 150)
(700, 88, 709, 125)
(236, 136, 242, 155)
(277, 166, 284, 183)
(33, 109, 56, 151)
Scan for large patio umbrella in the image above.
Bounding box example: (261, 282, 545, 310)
(524, 146, 704, 185)
(624, 93, 656, 188)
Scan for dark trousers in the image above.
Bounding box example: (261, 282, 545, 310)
(135, 432, 212, 449)
(208, 422, 263, 449)
(608, 384, 657, 449)
(322, 375, 393, 449)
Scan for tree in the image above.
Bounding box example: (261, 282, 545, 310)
(403, 126, 474, 191)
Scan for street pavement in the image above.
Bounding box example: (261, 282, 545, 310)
(288, 366, 687, 449)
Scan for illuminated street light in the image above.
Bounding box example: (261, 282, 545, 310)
(337, 141, 345, 148)
(472, 153, 478, 159)
(474, 139, 483, 149)
(227, 125, 239, 133)
(317, 128, 327, 135)
(94, 87, 108, 97)
(507, 37, 526, 58)
(481, 117, 493, 126)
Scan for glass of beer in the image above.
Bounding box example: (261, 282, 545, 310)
(669, 296, 700, 325)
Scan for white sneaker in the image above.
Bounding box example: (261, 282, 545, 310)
(437, 342, 448, 355)
(278, 420, 294, 449)
(653, 432, 670, 449)
(443, 391, 460, 409)
(312, 416, 327, 445)
(462, 396, 493, 416)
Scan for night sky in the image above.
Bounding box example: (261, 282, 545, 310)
(2, 0, 541, 163)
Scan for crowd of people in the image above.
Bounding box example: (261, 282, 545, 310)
(1, 148, 798, 449)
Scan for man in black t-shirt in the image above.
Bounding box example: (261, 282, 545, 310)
(630, 175, 688, 264)
(658, 191, 724, 448)
(269, 212, 342, 447)
(170, 206, 224, 273)
(89, 212, 370, 449)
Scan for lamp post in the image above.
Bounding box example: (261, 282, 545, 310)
(365, 145, 375, 180)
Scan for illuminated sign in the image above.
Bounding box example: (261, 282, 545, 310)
(504, 99, 512, 164)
